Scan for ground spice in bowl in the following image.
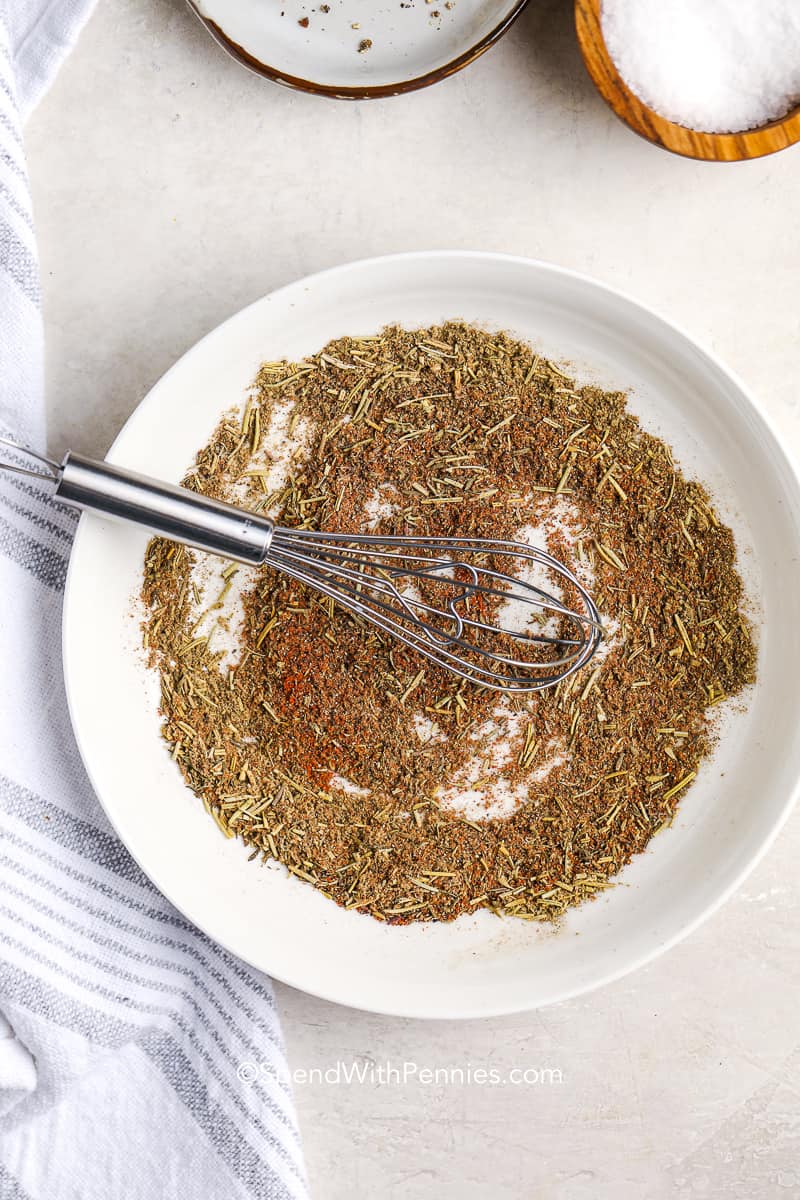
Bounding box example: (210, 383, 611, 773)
(141, 322, 756, 925)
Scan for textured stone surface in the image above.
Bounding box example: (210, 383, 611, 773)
(26, 1, 800, 1194)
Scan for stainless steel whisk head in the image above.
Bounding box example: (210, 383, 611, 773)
(265, 528, 601, 691)
(1, 438, 603, 693)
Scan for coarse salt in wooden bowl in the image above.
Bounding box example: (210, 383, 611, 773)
(575, 0, 800, 162)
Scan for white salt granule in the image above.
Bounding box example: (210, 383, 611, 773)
(435, 704, 568, 822)
(230, 397, 312, 504)
(432, 503, 621, 822)
(601, 0, 800, 134)
(189, 556, 257, 671)
(187, 397, 312, 670)
(328, 774, 370, 797)
(364, 484, 399, 530)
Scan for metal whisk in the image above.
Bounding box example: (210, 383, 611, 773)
(1, 438, 603, 692)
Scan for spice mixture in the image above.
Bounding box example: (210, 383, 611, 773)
(142, 322, 756, 924)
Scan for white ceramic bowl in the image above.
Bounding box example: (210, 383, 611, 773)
(63, 252, 800, 1018)
(188, 0, 529, 97)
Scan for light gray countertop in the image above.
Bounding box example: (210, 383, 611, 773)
(26, 1, 800, 1196)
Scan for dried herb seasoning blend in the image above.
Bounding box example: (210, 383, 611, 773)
(142, 322, 756, 925)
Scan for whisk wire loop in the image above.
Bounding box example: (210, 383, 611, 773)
(266, 527, 603, 692)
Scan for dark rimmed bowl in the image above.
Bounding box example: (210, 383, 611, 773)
(187, 0, 530, 99)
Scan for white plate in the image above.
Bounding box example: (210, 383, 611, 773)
(188, 0, 528, 97)
(63, 252, 800, 1018)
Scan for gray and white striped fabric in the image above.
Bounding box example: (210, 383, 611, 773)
(0, 5, 307, 1197)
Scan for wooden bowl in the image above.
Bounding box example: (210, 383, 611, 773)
(575, 0, 800, 162)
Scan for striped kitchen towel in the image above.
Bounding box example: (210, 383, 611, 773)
(0, 4, 308, 1198)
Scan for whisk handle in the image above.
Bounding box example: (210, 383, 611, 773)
(55, 452, 275, 565)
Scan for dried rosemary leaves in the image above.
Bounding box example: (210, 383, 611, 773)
(141, 322, 756, 925)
